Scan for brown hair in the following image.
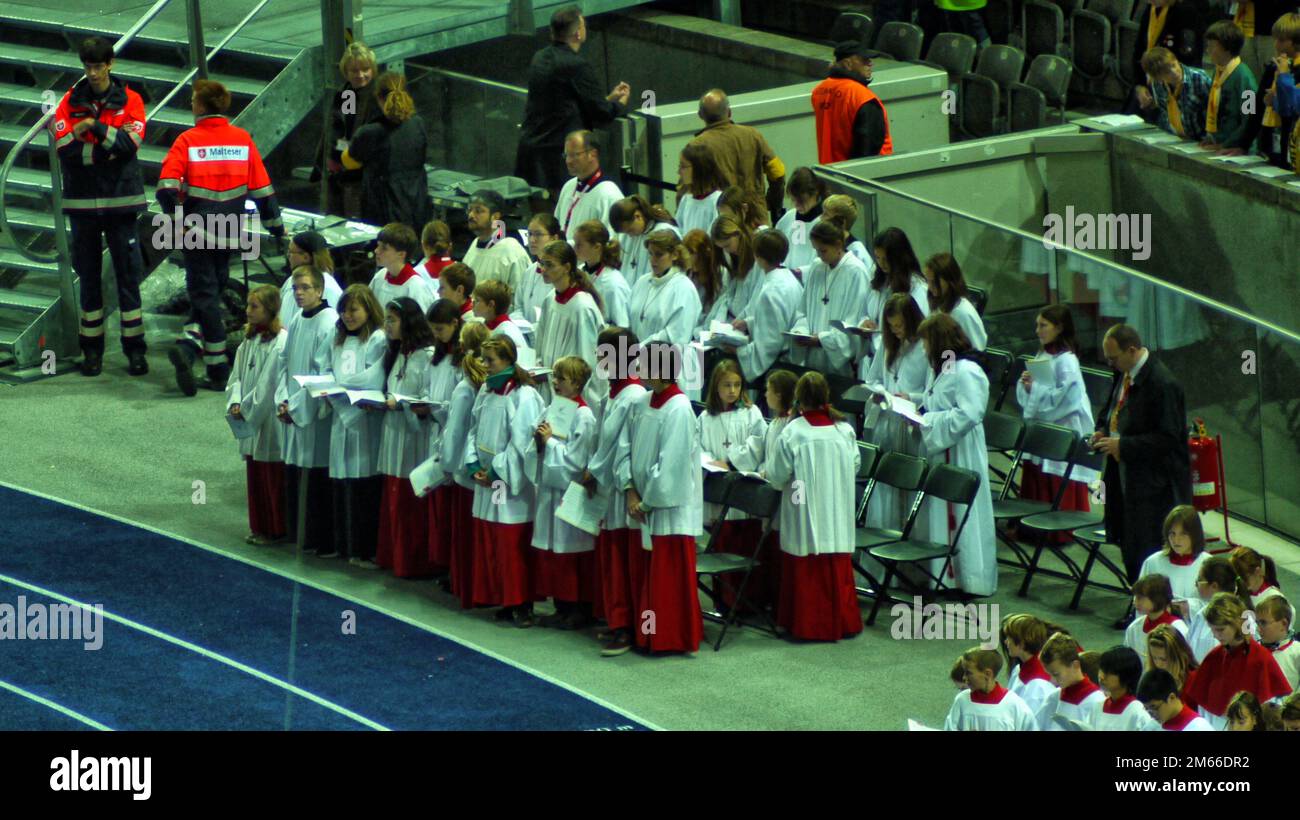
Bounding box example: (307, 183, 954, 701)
(710, 214, 755, 283)
(679, 142, 727, 197)
(541, 239, 604, 316)
(1145, 624, 1198, 689)
(334, 283, 384, 346)
(705, 359, 751, 415)
(439, 262, 476, 300)
(473, 280, 513, 317)
(338, 42, 377, 77)
(961, 647, 1002, 676)
(717, 186, 767, 232)
(244, 284, 283, 341)
(682, 229, 723, 311)
(648, 228, 693, 274)
(1161, 505, 1204, 558)
(1139, 47, 1179, 78)
(1204, 20, 1246, 55)
(459, 322, 490, 387)
(917, 312, 974, 375)
(551, 355, 593, 390)
(1198, 556, 1253, 600)
(1255, 595, 1293, 628)
(1230, 546, 1280, 591)
(1040, 632, 1084, 669)
(375, 71, 415, 123)
(377, 222, 419, 262)
(292, 265, 324, 291)
(1226, 692, 1273, 730)
(821, 194, 859, 234)
(192, 79, 231, 115)
(609, 195, 675, 233)
(787, 166, 826, 201)
(881, 292, 925, 368)
(1133, 574, 1174, 612)
(1203, 592, 1251, 632)
(754, 228, 789, 268)
(794, 371, 845, 421)
(765, 369, 798, 416)
(482, 335, 536, 388)
(924, 252, 970, 313)
(421, 220, 452, 255)
(575, 220, 623, 270)
(1105, 323, 1143, 352)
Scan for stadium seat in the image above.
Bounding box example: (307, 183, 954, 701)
(958, 45, 1026, 137)
(918, 32, 978, 82)
(829, 11, 875, 51)
(870, 21, 925, 62)
(1008, 54, 1073, 130)
(1070, 0, 1134, 81)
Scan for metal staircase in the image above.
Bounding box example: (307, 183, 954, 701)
(0, 0, 310, 379)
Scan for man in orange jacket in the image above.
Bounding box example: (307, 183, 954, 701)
(811, 40, 894, 163)
(156, 79, 284, 395)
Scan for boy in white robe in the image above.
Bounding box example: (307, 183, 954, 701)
(368, 223, 435, 314)
(1086, 646, 1159, 730)
(789, 222, 871, 378)
(1138, 668, 1215, 731)
(616, 341, 704, 653)
(1039, 632, 1106, 730)
(275, 268, 338, 555)
(438, 262, 477, 322)
(774, 168, 823, 275)
(472, 279, 529, 353)
(1123, 574, 1190, 665)
(463, 189, 531, 295)
(945, 648, 1039, 731)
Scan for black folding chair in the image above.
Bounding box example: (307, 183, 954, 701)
(966, 285, 989, 316)
(865, 464, 983, 625)
(1015, 436, 1105, 596)
(983, 410, 1026, 497)
(992, 420, 1076, 570)
(981, 347, 1016, 412)
(853, 451, 929, 598)
(1064, 522, 1132, 610)
(696, 476, 783, 650)
(1080, 365, 1116, 420)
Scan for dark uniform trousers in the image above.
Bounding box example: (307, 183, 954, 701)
(70, 212, 146, 355)
(180, 246, 234, 376)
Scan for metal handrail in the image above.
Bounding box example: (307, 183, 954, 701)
(0, 0, 175, 262)
(148, 0, 274, 121)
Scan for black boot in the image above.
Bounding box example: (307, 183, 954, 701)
(81, 349, 103, 377)
(168, 345, 197, 396)
(200, 362, 230, 392)
(127, 349, 148, 376)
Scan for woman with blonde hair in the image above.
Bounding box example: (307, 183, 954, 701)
(1183, 592, 1292, 728)
(342, 71, 430, 229)
(321, 42, 380, 217)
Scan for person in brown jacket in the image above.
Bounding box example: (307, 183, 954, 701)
(687, 89, 786, 224)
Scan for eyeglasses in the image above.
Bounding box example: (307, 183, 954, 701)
(562, 149, 594, 160)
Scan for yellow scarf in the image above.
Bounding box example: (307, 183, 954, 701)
(1263, 72, 1281, 128)
(1165, 78, 1186, 137)
(1291, 119, 1300, 173)
(1206, 57, 1240, 134)
(1233, 2, 1255, 39)
(1148, 6, 1169, 51)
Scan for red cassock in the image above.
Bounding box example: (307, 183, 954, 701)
(597, 528, 644, 632)
(1017, 462, 1090, 544)
(1183, 637, 1293, 716)
(711, 519, 771, 612)
(775, 535, 863, 642)
(426, 484, 454, 573)
(532, 549, 599, 604)
(471, 520, 534, 607)
(246, 458, 287, 538)
(377, 476, 433, 578)
(442, 484, 476, 609)
(634, 535, 702, 653)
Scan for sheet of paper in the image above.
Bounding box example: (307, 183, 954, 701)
(555, 481, 607, 536)
(292, 374, 335, 388)
(546, 395, 579, 440)
(1169, 142, 1214, 154)
(884, 393, 925, 425)
(392, 392, 444, 409)
(1136, 131, 1182, 145)
(345, 389, 387, 406)
(782, 331, 818, 343)
(409, 456, 448, 498)
(706, 321, 749, 346)
(1245, 165, 1295, 179)
(308, 382, 345, 398)
(1025, 356, 1055, 385)
(226, 414, 254, 440)
(517, 346, 538, 370)
(1086, 114, 1145, 128)
(1211, 153, 1266, 165)
(700, 452, 727, 472)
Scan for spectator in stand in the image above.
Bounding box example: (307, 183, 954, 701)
(341, 72, 430, 231)
(1241, 14, 1300, 169)
(319, 42, 380, 218)
(1139, 47, 1212, 141)
(1131, 0, 1208, 116)
(687, 89, 786, 222)
(1227, 0, 1290, 83)
(1200, 21, 1258, 153)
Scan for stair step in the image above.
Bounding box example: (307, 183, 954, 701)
(0, 327, 19, 350)
(0, 43, 267, 98)
(0, 82, 194, 129)
(0, 288, 56, 313)
(0, 248, 59, 274)
(2, 206, 56, 231)
(0, 123, 169, 165)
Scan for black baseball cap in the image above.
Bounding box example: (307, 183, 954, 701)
(833, 40, 873, 61)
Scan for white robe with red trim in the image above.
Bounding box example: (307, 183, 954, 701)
(944, 686, 1039, 731)
(765, 416, 860, 556)
(617, 390, 702, 541)
(528, 401, 598, 553)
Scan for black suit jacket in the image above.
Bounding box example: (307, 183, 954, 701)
(517, 44, 625, 150)
(1095, 353, 1193, 575)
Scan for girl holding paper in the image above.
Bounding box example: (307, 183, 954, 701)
(861, 228, 931, 360)
(444, 322, 491, 609)
(326, 284, 388, 565)
(706, 215, 763, 329)
(628, 230, 704, 400)
(375, 297, 438, 578)
(422, 299, 467, 578)
(730, 229, 803, 388)
(467, 335, 546, 627)
(788, 221, 871, 378)
(228, 285, 288, 546)
(1014, 304, 1096, 537)
(529, 356, 600, 630)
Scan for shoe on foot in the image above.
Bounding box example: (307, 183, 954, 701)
(494, 606, 515, 622)
(81, 350, 103, 377)
(168, 347, 197, 396)
(512, 607, 535, 629)
(127, 350, 148, 376)
(355, 559, 380, 570)
(538, 611, 568, 628)
(601, 633, 633, 656)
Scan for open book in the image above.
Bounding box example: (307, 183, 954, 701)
(830, 319, 877, 336)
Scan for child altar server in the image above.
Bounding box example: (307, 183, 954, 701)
(1039, 632, 1106, 730)
(628, 230, 703, 400)
(534, 239, 607, 403)
(442, 322, 491, 608)
(574, 219, 631, 328)
(788, 221, 870, 379)
(421, 299, 468, 577)
(472, 279, 529, 353)
(728, 229, 802, 386)
(368, 223, 435, 313)
(944, 648, 1039, 731)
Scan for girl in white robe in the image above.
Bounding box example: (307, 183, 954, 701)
(1014, 305, 1096, 543)
(674, 143, 725, 236)
(228, 285, 288, 545)
(583, 327, 649, 655)
(923, 253, 986, 351)
(467, 335, 547, 624)
(708, 216, 765, 327)
(534, 240, 607, 405)
(616, 351, 704, 654)
(945, 649, 1039, 731)
(325, 285, 387, 565)
(610, 196, 679, 288)
(766, 372, 864, 641)
(472, 279, 530, 353)
(528, 356, 600, 629)
(730, 230, 803, 385)
(789, 221, 871, 378)
(775, 167, 825, 276)
(443, 322, 491, 609)
(698, 360, 768, 612)
(821, 193, 878, 279)
(516, 214, 560, 324)
(1137, 505, 1207, 604)
(275, 269, 338, 554)
(1002, 613, 1063, 723)
(421, 300, 468, 577)
(628, 230, 704, 401)
(915, 314, 996, 597)
(575, 220, 631, 328)
(375, 297, 437, 578)
(861, 230, 932, 361)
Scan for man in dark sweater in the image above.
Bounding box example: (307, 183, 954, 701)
(514, 5, 630, 202)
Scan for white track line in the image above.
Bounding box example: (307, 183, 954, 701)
(0, 573, 389, 731)
(0, 479, 663, 731)
(0, 678, 114, 731)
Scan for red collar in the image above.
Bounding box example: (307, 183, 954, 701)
(490, 377, 518, 396)
(649, 384, 684, 409)
(1144, 610, 1180, 632)
(555, 285, 581, 305)
(1017, 655, 1053, 685)
(1168, 551, 1196, 566)
(422, 255, 451, 278)
(610, 377, 643, 398)
(801, 409, 834, 427)
(486, 314, 510, 330)
(385, 263, 418, 286)
(573, 396, 588, 409)
(1253, 582, 1277, 596)
(1102, 694, 1136, 714)
(577, 168, 604, 193)
(969, 684, 1009, 705)
(458, 300, 473, 317)
(1060, 677, 1101, 705)
(1162, 705, 1201, 731)
(1274, 639, 1295, 652)
(586, 263, 605, 279)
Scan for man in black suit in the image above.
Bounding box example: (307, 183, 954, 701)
(1090, 325, 1192, 591)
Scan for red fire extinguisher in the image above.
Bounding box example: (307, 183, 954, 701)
(1188, 418, 1221, 512)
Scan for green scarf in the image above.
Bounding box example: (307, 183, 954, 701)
(485, 366, 516, 392)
